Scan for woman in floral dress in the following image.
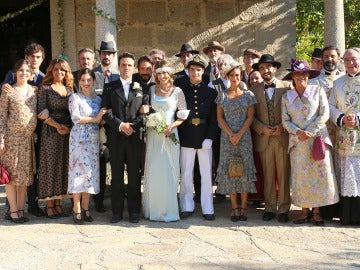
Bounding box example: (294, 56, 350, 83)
(215, 62, 257, 222)
(282, 60, 339, 225)
(0, 59, 37, 223)
(68, 68, 105, 224)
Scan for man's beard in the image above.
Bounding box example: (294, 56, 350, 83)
(140, 74, 151, 82)
(323, 61, 337, 72)
(101, 59, 110, 67)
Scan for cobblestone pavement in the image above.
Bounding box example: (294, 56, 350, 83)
(0, 186, 359, 270)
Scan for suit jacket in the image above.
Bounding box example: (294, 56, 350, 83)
(132, 73, 155, 96)
(177, 77, 218, 149)
(204, 63, 218, 82)
(93, 66, 120, 95)
(101, 79, 149, 145)
(251, 79, 292, 152)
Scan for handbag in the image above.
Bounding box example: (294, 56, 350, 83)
(0, 164, 10, 185)
(228, 148, 243, 177)
(312, 136, 326, 161)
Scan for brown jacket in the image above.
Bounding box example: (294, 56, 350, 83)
(251, 79, 292, 152)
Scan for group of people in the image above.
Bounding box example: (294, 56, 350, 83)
(0, 40, 359, 227)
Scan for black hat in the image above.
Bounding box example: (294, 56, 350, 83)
(97, 41, 117, 53)
(311, 48, 322, 60)
(186, 54, 208, 69)
(252, 54, 281, 70)
(175, 43, 199, 57)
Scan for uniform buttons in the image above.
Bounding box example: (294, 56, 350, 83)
(195, 107, 198, 109)
(194, 95, 197, 98)
(194, 90, 197, 93)
(195, 101, 197, 103)
(195, 112, 199, 115)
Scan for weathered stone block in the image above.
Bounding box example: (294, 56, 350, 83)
(129, 1, 167, 24)
(168, 0, 202, 24)
(157, 28, 186, 47)
(118, 26, 154, 48)
(205, 0, 236, 25)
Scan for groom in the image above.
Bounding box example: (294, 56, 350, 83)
(102, 52, 149, 223)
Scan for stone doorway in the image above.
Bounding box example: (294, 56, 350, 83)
(0, 0, 51, 80)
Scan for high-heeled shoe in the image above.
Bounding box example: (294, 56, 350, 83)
(82, 209, 94, 222)
(293, 210, 311, 224)
(239, 208, 248, 221)
(230, 208, 239, 222)
(54, 205, 69, 218)
(45, 206, 58, 219)
(8, 210, 24, 224)
(312, 212, 324, 226)
(72, 211, 84, 225)
(18, 210, 29, 223)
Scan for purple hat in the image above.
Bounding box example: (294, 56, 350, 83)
(283, 59, 320, 80)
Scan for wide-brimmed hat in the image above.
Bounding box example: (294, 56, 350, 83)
(175, 43, 199, 57)
(97, 41, 117, 53)
(186, 54, 208, 69)
(283, 59, 320, 80)
(221, 61, 241, 77)
(252, 54, 281, 70)
(243, 48, 261, 58)
(311, 48, 322, 60)
(202, 41, 225, 55)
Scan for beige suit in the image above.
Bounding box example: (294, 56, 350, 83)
(251, 79, 291, 214)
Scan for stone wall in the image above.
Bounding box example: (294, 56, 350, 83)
(55, 0, 296, 71)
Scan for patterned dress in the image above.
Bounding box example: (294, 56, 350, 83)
(282, 85, 339, 208)
(68, 93, 101, 194)
(215, 90, 257, 194)
(0, 85, 37, 186)
(37, 85, 72, 200)
(142, 86, 187, 222)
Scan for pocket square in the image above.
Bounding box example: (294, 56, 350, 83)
(136, 92, 143, 97)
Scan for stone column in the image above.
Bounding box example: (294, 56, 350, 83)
(95, 0, 118, 68)
(324, 0, 345, 55)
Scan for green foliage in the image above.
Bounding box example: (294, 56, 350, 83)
(297, 0, 360, 60)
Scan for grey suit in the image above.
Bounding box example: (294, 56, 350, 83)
(92, 66, 120, 95)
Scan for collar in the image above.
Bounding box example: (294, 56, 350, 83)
(348, 72, 360, 77)
(101, 66, 113, 74)
(321, 68, 341, 76)
(287, 84, 317, 104)
(120, 76, 132, 86)
(264, 79, 276, 89)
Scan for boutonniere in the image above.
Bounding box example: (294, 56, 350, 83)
(132, 82, 142, 92)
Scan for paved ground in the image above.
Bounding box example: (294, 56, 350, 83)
(0, 185, 359, 270)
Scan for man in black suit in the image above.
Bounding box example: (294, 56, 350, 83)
(102, 52, 149, 223)
(132, 55, 155, 94)
(178, 54, 218, 221)
(1, 43, 46, 217)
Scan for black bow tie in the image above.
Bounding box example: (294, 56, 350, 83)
(264, 83, 275, 89)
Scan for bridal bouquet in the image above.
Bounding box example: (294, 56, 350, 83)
(145, 111, 179, 145)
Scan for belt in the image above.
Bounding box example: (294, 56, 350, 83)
(186, 118, 207, 126)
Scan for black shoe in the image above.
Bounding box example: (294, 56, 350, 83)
(180, 211, 194, 219)
(54, 205, 69, 218)
(129, 213, 140, 223)
(95, 203, 106, 213)
(277, 213, 289, 223)
(82, 209, 94, 222)
(230, 208, 240, 222)
(203, 214, 215, 221)
(110, 215, 122, 223)
(18, 210, 30, 223)
(8, 210, 24, 224)
(239, 208, 247, 221)
(28, 205, 45, 217)
(312, 212, 324, 226)
(72, 211, 84, 225)
(45, 206, 59, 219)
(262, 212, 275, 221)
(293, 211, 312, 224)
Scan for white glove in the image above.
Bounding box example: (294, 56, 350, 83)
(202, 139, 213, 150)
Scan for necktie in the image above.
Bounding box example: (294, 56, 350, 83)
(104, 69, 111, 81)
(213, 65, 219, 78)
(264, 83, 275, 89)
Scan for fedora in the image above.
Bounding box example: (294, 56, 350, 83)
(252, 54, 281, 70)
(203, 41, 225, 55)
(243, 48, 261, 58)
(311, 48, 322, 60)
(282, 59, 320, 80)
(175, 43, 199, 57)
(97, 41, 117, 53)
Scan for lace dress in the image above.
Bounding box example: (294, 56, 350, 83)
(142, 86, 187, 222)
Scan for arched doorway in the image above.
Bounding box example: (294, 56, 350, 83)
(0, 0, 51, 80)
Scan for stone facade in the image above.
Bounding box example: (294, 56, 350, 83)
(51, 0, 296, 71)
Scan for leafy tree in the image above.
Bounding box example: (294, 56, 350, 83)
(296, 0, 360, 61)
